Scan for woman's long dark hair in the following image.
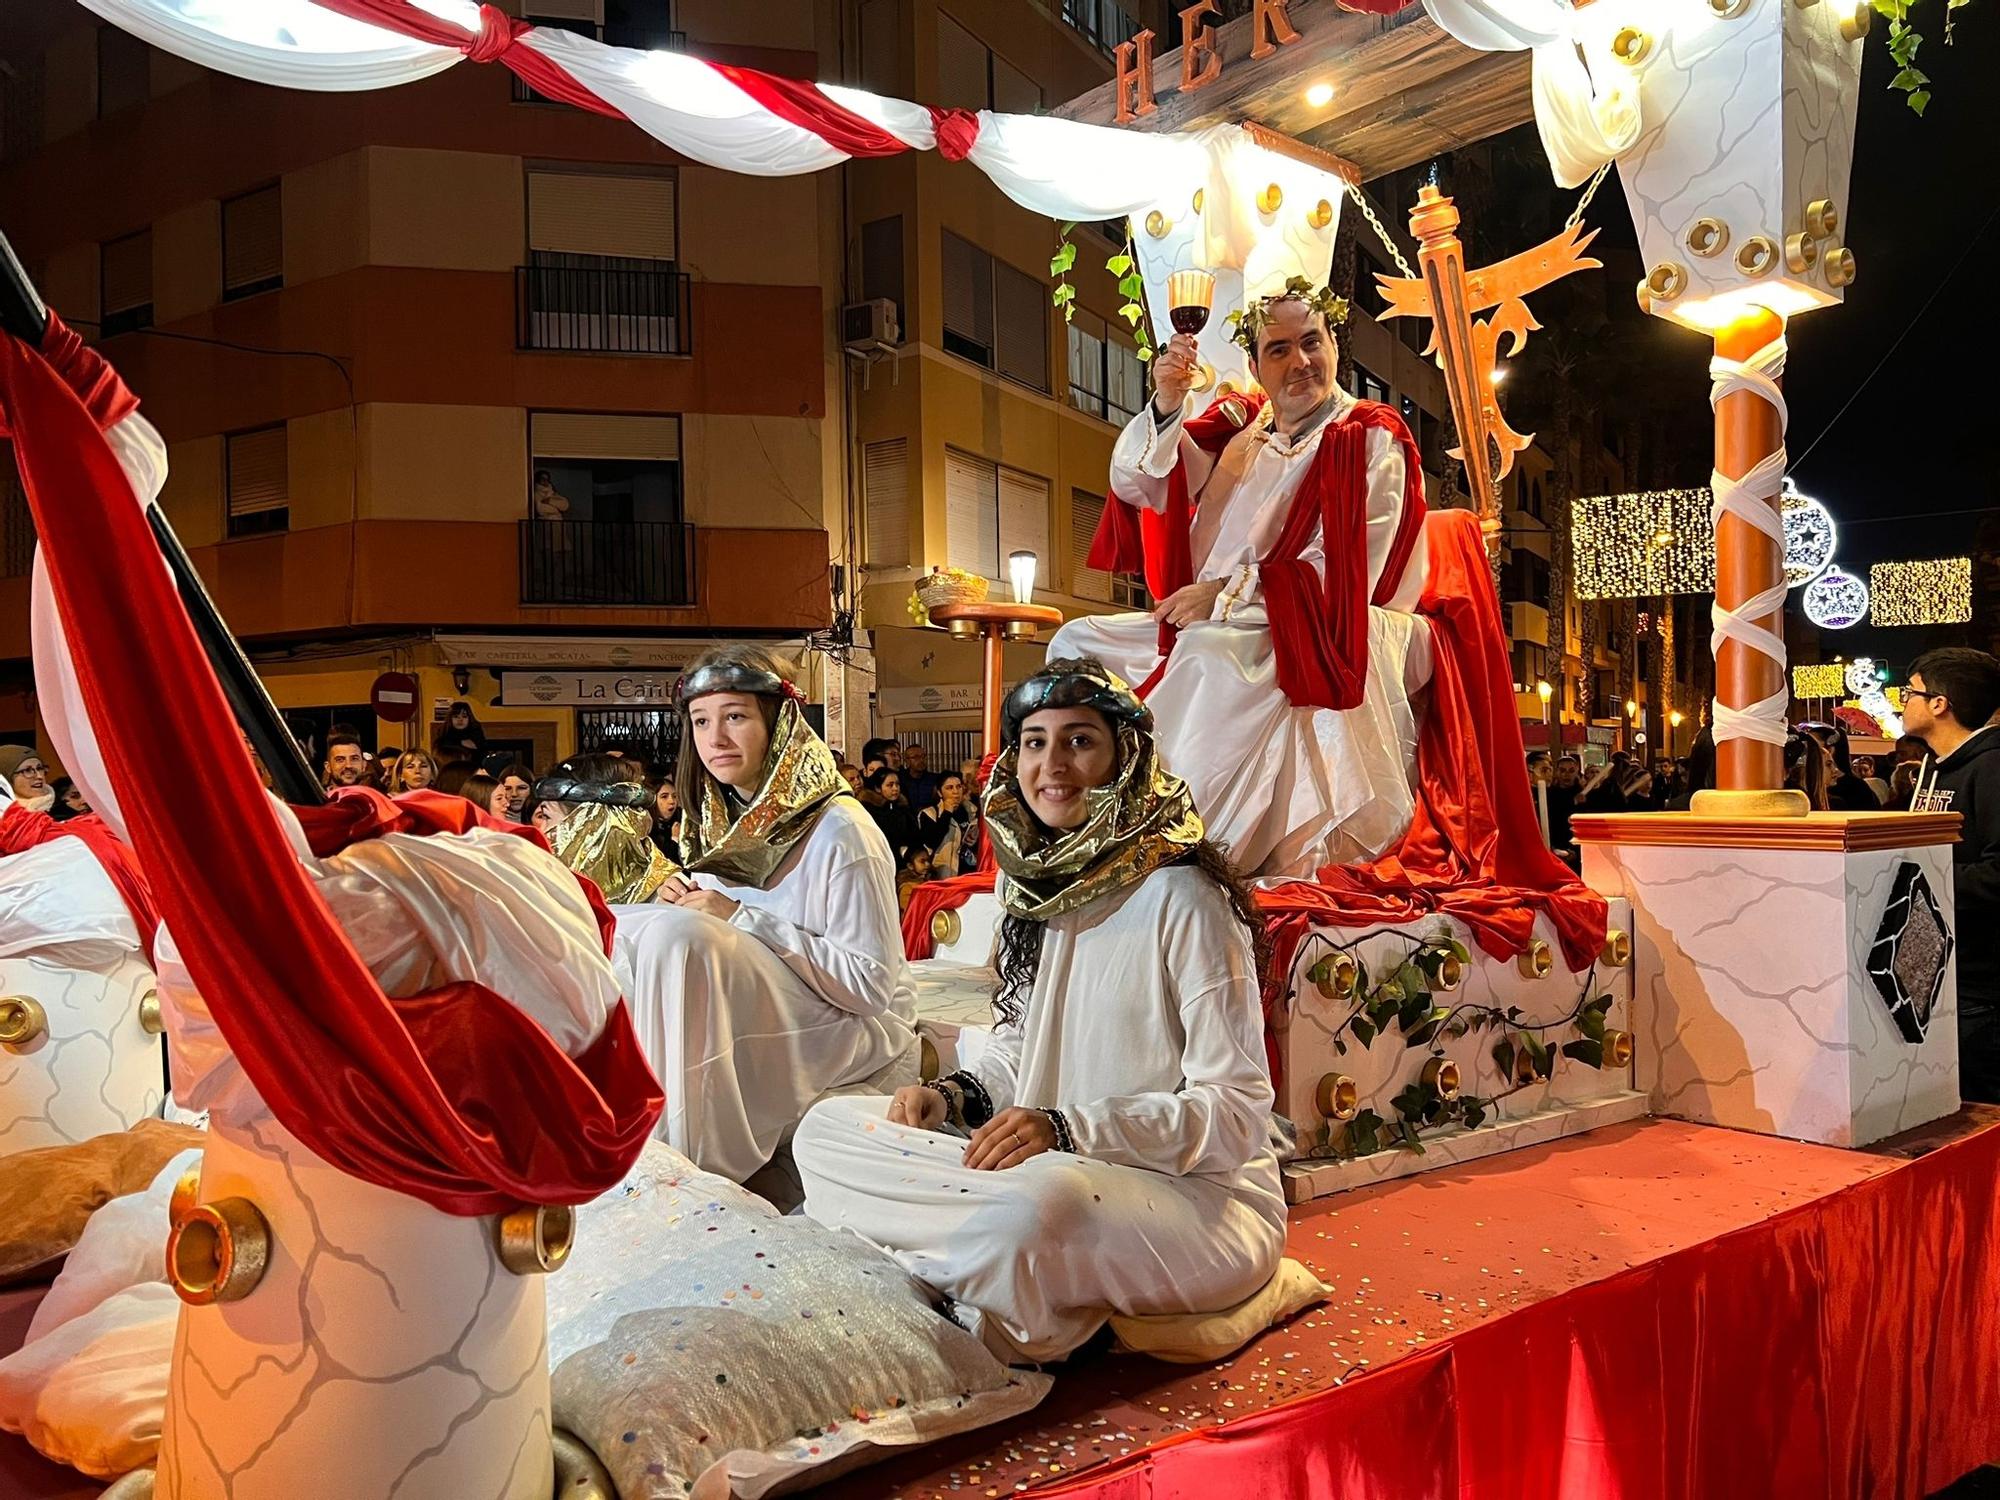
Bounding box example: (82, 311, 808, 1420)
(671, 644, 786, 818)
(992, 838, 1272, 1025)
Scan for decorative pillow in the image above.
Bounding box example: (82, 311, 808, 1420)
(552, 1141, 1051, 1499)
(0, 1280, 178, 1478)
(30, 1148, 200, 1343)
(0, 1120, 204, 1285)
(1108, 1257, 1329, 1365)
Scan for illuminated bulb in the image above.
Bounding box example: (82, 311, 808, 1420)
(1669, 709, 1684, 727)
(1536, 679, 1553, 702)
(1304, 81, 1335, 108)
(1625, 698, 1639, 718)
(1652, 529, 1675, 547)
(1490, 364, 1508, 385)
(1008, 550, 1039, 605)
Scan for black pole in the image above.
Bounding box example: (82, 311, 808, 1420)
(0, 231, 325, 805)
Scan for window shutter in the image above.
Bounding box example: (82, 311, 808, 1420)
(226, 427, 289, 516)
(1071, 490, 1110, 602)
(101, 230, 151, 316)
(998, 468, 1049, 583)
(222, 185, 282, 294)
(863, 438, 909, 567)
(994, 260, 1047, 392)
(936, 14, 990, 111)
(944, 449, 997, 578)
(941, 232, 992, 351)
(531, 412, 681, 461)
(528, 170, 677, 262)
(1067, 315, 1104, 413)
(992, 53, 1040, 114)
(1106, 337, 1145, 422)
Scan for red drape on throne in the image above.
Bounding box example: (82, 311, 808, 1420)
(0, 801, 160, 962)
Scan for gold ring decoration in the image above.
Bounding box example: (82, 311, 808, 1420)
(1436, 953, 1465, 992)
(168, 1197, 272, 1306)
(1784, 233, 1819, 275)
(0, 996, 47, 1049)
(1308, 198, 1334, 231)
(1635, 276, 1656, 315)
(1600, 930, 1632, 969)
(1839, 2, 1872, 39)
(946, 618, 979, 641)
(137, 989, 164, 1036)
(1257, 182, 1283, 216)
(168, 1167, 202, 1231)
(1822, 245, 1857, 287)
(497, 1204, 575, 1277)
(1603, 1029, 1637, 1069)
(1517, 939, 1554, 980)
(1686, 218, 1731, 258)
(1610, 25, 1652, 63)
(552, 1430, 617, 1500)
(1643, 262, 1687, 301)
(1735, 235, 1779, 278)
(919, 1032, 940, 1083)
(929, 908, 962, 949)
(1805, 198, 1839, 239)
(1145, 210, 1171, 240)
(1707, 0, 1752, 15)
(1420, 1056, 1463, 1100)
(1315, 1072, 1359, 1122)
(1191, 188, 1204, 214)
(1314, 952, 1359, 1001)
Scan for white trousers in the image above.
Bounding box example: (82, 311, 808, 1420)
(616, 906, 916, 1183)
(794, 1095, 1285, 1363)
(1050, 607, 1431, 878)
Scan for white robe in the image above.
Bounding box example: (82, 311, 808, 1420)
(1052, 389, 1433, 877)
(794, 864, 1287, 1363)
(614, 796, 918, 1183)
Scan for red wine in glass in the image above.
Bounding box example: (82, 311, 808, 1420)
(1167, 268, 1215, 336)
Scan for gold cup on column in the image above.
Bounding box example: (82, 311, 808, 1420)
(1166, 267, 1217, 394)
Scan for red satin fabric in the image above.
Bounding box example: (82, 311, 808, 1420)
(716, 64, 914, 157)
(0, 801, 160, 962)
(900, 869, 997, 962)
(928, 106, 982, 161)
(1038, 1119, 2000, 1500)
(0, 325, 661, 1215)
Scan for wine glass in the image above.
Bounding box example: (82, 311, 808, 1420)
(1166, 267, 1216, 393)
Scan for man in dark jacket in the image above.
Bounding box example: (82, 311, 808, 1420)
(1904, 647, 2000, 1103)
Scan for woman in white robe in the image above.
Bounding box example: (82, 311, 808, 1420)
(617, 645, 918, 1184)
(795, 658, 1287, 1363)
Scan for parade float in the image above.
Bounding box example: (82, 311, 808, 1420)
(0, 0, 1992, 1496)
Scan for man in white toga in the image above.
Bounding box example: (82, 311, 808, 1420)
(1050, 279, 1434, 878)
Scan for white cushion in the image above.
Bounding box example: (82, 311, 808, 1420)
(0, 1281, 178, 1479)
(1108, 1257, 1328, 1365)
(29, 1148, 199, 1344)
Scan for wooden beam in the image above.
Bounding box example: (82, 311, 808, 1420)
(1054, 0, 1535, 180)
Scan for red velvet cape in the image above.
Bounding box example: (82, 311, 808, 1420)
(0, 315, 661, 1215)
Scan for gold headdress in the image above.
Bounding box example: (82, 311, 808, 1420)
(1225, 275, 1350, 357)
(678, 695, 846, 889)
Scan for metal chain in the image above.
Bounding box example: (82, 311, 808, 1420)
(1343, 180, 1415, 279)
(1565, 161, 1613, 232)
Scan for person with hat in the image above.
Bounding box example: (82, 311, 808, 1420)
(793, 657, 1287, 1363)
(0, 745, 56, 813)
(530, 753, 675, 904)
(615, 644, 917, 1184)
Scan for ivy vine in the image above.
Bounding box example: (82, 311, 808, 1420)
(1296, 929, 1617, 1162)
(1871, 0, 1975, 115)
(1049, 221, 1155, 363)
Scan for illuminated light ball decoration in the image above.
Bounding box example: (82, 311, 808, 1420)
(1792, 663, 1847, 699)
(1571, 489, 1716, 599)
(1804, 567, 1869, 630)
(1868, 558, 1972, 628)
(1781, 480, 1837, 587)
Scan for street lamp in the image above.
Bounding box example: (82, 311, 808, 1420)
(1536, 678, 1553, 727)
(1669, 708, 1684, 757)
(1007, 550, 1039, 605)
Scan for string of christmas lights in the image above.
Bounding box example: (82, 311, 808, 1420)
(1792, 663, 1846, 698)
(1868, 558, 1972, 627)
(1571, 490, 1716, 599)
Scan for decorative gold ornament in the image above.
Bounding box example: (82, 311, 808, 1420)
(553, 1430, 617, 1500)
(1315, 1072, 1359, 1122)
(1644, 261, 1688, 300)
(1315, 952, 1359, 1001)
(1517, 939, 1554, 980)
(1708, 0, 1753, 16)
(1307, 198, 1334, 230)
(1436, 953, 1465, 992)
(1600, 930, 1632, 969)
(929, 908, 962, 948)
(137, 989, 163, 1036)
(1839, 3, 1872, 39)
(1604, 1029, 1637, 1069)
(1686, 218, 1730, 258)
(1514, 1047, 1547, 1086)
(1191, 189, 1204, 214)
(1610, 26, 1652, 63)
(0, 995, 46, 1048)
(169, 1167, 202, 1231)
(1225, 275, 1350, 356)
(1735, 236, 1779, 277)
(1420, 1056, 1462, 1100)
(1822, 245, 1857, 287)
(168, 1197, 272, 1306)
(1257, 182, 1283, 215)
(498, 1204, 575, 1277)
(1805, 199, 1839, 238)
(1689, 787, 1812, 817)
(1145, 210, 1171, 240)
(1784, 233, 1819, 274)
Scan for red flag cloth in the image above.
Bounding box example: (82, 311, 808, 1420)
(0, 801, 160, 963)
(0, 322, 661, 1216)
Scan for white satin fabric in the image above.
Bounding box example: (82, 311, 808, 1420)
(0, 835, 142, 967)
(164, 796, 621, 1134)
(72, 0, 462, 92)
(796, 864, 1287, 1363)
(612, 797, 918, 1182)
(1052, 392, 1431, 878)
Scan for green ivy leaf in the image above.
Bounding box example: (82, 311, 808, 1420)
(1404, 1020, 1440, 1049)
(1050, 282, 1076, 304)
(1523, 1033, 1553, 1079)
(1395, 961, 1428, 996)
(1349, 1111, 1382, 1156)
(1492, 1037, 1516, 1083)
(1333, 1038, 1347, 1056)
(1579, 1005, 1607, 1043)
(1448, 939, 1471, 964)
(1396, 1120, 1426, 1155)
(1461, 1102, 1487, 1130)
(1049, 242, 1078, 276)
(1562, 1038, 1606, 1069)
(1909, 89, 1931, 114)
(1061, 221, 1077, 236)
(1118, 272, 1146, 298)
(1106, 253, 1134, 275)
(1350, 1015, 1376, 1047)
(1118, 303, 1144, 325)
(1135, 345, 1154, 362)
(1064, 304, 1076, 323)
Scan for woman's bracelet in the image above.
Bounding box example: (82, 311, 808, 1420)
(920, 1079, 961, 1127)
(942, 1070, 995, 1129)
(1040, 1108, 1077, 1154)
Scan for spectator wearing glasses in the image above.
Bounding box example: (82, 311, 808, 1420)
(0, 747, 55, 813)
(1903, 648, 2000, 1103)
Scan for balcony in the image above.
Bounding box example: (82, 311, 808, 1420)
(1060, 0, 1141, 54)
(515, 265, 693, 356)
(519, 519, 697, 607)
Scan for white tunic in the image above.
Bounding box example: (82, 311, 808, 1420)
(614, 797, 919, 1183)
(794, 864, 1287, 1363)
(1052, 389, 1433, 877)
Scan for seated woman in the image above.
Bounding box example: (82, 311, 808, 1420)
(531, 754, 676, 903)
(794, 658, 1287, 1364)
(914, 770, 977, 876)
(616, 645, 918, 1184)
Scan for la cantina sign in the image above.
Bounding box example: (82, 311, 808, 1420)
(1112, 0, 1353, 123)
(502, 671, 677, 708)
